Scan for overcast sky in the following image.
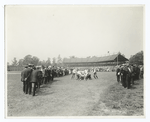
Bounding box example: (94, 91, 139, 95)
(5, 5, 143, 63)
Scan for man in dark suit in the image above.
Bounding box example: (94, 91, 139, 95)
(116, 66, 121, 83)
(126, 64, 131, 89)
(21, 65, 33, 94)
(122, 63, 131, 89)
(120, 65, 124, 86)
(130, 64, 135, 85)
(36, 66, 43, 88)
(28, 69, 42, 96)
(51, 67, 55, 81)
(47, 67, 50, 83)
(43, 67, 49, 84)
(121, 64, 128, 88)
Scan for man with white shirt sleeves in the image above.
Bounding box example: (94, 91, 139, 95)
(84, 69, 88, 80)
(76, 70, 81, 80)
(85, 69, 91, 80)
(71, 68, 76, 79)
(93, 68, 98, 79)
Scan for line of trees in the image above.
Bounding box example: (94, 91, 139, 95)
(9, 54, 63, 67)
(129, 51, 143, 65)
(8, 51, 144, 67)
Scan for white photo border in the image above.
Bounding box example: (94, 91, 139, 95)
(1, 0, 150, 122)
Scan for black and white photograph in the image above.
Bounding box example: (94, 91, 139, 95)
(5, 4, 145, 118)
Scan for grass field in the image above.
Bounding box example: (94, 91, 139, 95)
(88, 79, 144, 116)
(6, 71, 144, 117)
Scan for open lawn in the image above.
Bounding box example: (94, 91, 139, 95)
(6, 72, 144, 117)
(88, 79, 144, 116)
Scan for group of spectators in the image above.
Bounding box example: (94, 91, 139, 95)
(21, 64, 70, 96)
(71, 68, 98, 80)
(116, 63, 144, 89)
(21, 63, 144, 96)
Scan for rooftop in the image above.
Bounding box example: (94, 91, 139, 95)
(63, 54, 128, 63)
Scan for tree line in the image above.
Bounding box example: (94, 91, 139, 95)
(9, 54, 63, 67)
(129, 51, 143, 65)
(8, 51, 143, 67)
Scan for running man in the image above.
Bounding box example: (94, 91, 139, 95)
(71, 68, 76, 79)
(93, 68, 98, 79)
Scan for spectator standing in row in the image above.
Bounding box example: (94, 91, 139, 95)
(116, 66, 121, 83)
(21, 64, 33, 94)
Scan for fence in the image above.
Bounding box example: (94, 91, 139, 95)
(7, 66, 24, 71)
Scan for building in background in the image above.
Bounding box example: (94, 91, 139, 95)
(63, 53, 128, 69)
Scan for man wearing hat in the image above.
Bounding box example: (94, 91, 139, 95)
(120, 64, 124, 86)
(21, 64, 33, 94)
(51, 66, 55, 81)
(121, 64, 127, 88)
(28, 68, 43, 96)
(130, 64, 135, 85)
(116, 65, 121, 83)
(43, 67, 49, 84)
(122, 63, 131, 89)
(126, 63, 132, 89)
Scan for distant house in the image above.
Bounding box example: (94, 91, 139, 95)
(63, 53, 128, 68)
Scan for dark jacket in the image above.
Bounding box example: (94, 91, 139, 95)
(47, 69, 52, 77)
(116, 68, 121, 76)
(21, 68, 32, 82)
(29, 70, 43, 83)
(42, 68, 49, 77)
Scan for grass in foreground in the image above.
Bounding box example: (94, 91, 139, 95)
(89, 79, 144, 116)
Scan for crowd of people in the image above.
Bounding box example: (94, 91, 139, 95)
(21, 64, 70, 96)
(71, 68, 98, 80)
(21, 63, 144, 96)
(116, 63, 144, 89)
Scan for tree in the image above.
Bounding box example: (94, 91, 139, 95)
(23, 55, 33, 65)
(69, 56, 75, 58)
(32, 56, 39, 66)
(22, 55, 39, 66)
(41, 60, 46, 66)
(11, 57, 18, 66)
(129, 51, 143, 65)
(52, 57, 57, 66)
(18, 59, 24, 66)
(87, 56, 91, 58)
(46, 58, 51, 66)
(7, 62, 10, 71)
(57, 55, 62, 67)
(37, 61, 42, 66)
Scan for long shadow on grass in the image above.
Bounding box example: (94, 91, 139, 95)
(36, 87, 55, 96)
(130, 86, 136, 89)
(49, 79, 60, 85)
(40, 79, 60, 88)
(37, 90, 55, 96)
(35, 79, 60, 96)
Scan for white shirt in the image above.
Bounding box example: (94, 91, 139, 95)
(128, 67, 131, 73)
(93, 69, 96, 73)
(72, 69, 76, 73)
(77, 71, 81, 75)
(84, 70, 88, 75)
